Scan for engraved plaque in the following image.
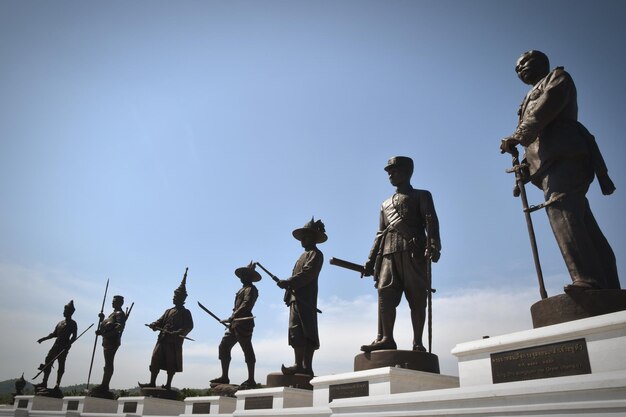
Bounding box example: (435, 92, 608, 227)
(17, 399, 29, 409)
(491, 338, 591, 383)
(329, 381, 369, 402)
(192, 402, 211, 414)
(244, 396, 273, 410)
(67, 401, 79, 411)
(123, 402, 138, 413)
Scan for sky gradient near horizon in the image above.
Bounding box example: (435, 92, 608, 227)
(1, 0, 625, 388)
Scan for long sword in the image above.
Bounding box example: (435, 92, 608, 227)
(33, 323, 94, 380)
(197, 301, 227, 328)
(425, 214, 434, 353)
(145, 324, 194, 341)
(506, 147, 548, 299)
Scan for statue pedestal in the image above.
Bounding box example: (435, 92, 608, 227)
(116, 396, 185, 416)
(266, 372, 313, 390)
(331, 311, 626, 415)
(62, 396, 117, 413)
(234, 387, 313, 413)
(311, 367, 459, 408)
(453, 309, 626, 387)
(181, 396, 235, 415)
(12, 395, 62, 412)
(531, 289, 626, 328)
(354, 349, 440, 373)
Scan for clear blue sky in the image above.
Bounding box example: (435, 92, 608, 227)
(1, 0, 625, 388)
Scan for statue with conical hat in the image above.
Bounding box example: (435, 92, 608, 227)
(140, 269, 193, 391)
(35, 300, 78, 395)
(210, 262, 261, 389)
(89, 295, 127, 399)
(276, 217, 326, 377)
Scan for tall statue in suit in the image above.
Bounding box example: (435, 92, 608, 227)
(501, 50, 619, 291)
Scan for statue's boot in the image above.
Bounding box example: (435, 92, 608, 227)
(239, 379, 257, 389)
(302, 346, 315, 376)
(281, 364, 305, 375)
(564, 281, 596, 293)
(361, 338, 397, 352)
(210, 376, 230, 384)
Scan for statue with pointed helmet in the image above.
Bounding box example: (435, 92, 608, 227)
(34, 300, 78, 395)
(140, 268, 194, 393)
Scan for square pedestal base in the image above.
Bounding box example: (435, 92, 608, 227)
(62, 396, 118, 413)
(13, 396, 63, 412)
(311, 367, 459, 407)
(234, 387, 313, 415)
(116, 396, 184, 416)
(182, 396, 236, 416)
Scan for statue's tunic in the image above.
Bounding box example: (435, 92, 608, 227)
(366, 187, 440, 348)
(44, 319, 78, 365)
(219, 284, 258, 363)
(149, 307, 193, 373)
(513, 67, 619, 289)
(101, 310, 126, 348)
(284, 248, 323, 349)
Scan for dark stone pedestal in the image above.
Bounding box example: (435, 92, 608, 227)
(87, 385, 115, 400)
(266, 372, 313, 390)
(209, 383, 238, 397)
(354, 349, 440, 373)
(531, 290, 626, 328)
(34, 386, 63, 399)
(139, 387, 181, 400)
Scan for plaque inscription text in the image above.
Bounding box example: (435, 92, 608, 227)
(329, 381, 369, 402)
(491, 338, 591, 383)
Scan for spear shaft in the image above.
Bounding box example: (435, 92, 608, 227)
(87, 279, 109, 389)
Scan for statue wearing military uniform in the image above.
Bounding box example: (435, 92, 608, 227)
(501, 50, 619, 291)
(362, 157, 441, 353)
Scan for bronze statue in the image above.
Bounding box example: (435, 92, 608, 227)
(275, 218, 326, 377)
(35, 300, 78, 391)
(89, 295, 128, 398)
(140, 269, 193, 391)
(209, 262, 261, 389)
(361, 156, 441, 353)
(501, 50, 620, 292)
(11, 374, 26, 404)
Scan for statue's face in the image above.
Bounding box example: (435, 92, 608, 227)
(387, 165, 411, 187)
(63, 306, 73, 318)
(173, 294, 185, 306)
(515, 53, 548, 85)
(299, 233, 316, 248)
(112, 298, 123, 309)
